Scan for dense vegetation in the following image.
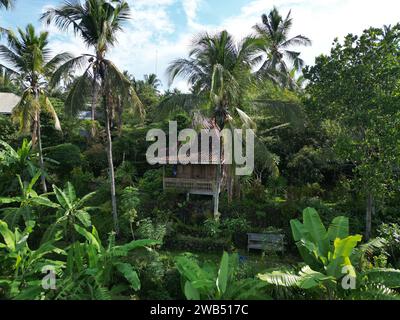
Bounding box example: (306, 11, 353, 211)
(1, 0, 400, 300)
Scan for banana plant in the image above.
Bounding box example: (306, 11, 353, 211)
(290, 207, 361, 278)
(175, 252, 267, 300)
(44, 182, 96, 242)
(0, 219, 65, 299)
(258, 208, 400, 299)
(0, 139, 36, 179)
(51, 225, 160, 300)
(0, 172, 58, 227)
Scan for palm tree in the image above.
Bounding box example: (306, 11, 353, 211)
(253, 7, 311, 87)
(144, 73, 161, 92)
(42, 0, 143, 234)
(167, 30, 261, 129)
(0, 24, 71, 193)
(166, 31, 268, 212)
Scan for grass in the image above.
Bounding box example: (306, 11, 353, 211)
(159, 249, 300, 274)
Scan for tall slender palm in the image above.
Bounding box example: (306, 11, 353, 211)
(42, 0, 143, 234)
(0, 24, 71, 192)
(167, 31, 269, 210)
(254, 7, 311, 86)
(167, 30, 261, 129)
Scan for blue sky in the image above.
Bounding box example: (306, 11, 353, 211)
(1, 0, 400, 91)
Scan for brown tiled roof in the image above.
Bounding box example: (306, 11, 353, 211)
(159, 118, 224, 164)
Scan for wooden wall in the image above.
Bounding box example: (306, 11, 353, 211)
(176, 165, 217, 180)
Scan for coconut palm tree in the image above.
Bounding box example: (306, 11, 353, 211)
(144, 73, 161, 92)
(253, 7, 311, 87)
(0, 24, 71, 193)
(42, 0, 143, 234)
(167, 30, 262, 129)
(166, 31, 275, 211)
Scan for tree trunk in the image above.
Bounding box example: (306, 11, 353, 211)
(104, 88, 119, 235)
(214, 160, 222, 220)
(365, 193, 375, 241)
(32, 88, 47, 193)
(117, 95, 123, 137)
(90, 75, 98, 138)
(37, 112, 47, 193)
(226, 166, 233, 203)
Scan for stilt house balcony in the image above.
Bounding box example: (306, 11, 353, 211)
(163, 177, 219, 196)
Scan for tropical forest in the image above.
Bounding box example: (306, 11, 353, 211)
(1, 0, 400, 302)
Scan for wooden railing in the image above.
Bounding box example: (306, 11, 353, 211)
(164, 178, 216, 194)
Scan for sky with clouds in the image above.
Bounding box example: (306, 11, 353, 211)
(1, 0, 400, 91)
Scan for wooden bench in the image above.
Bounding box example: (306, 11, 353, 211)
(247, 233, 285, 253)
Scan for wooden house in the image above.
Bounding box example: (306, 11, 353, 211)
(161, 119, 227, 217)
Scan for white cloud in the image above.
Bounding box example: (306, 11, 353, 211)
(182, 0, 202, 29)
(213, 0, 400, 67)
(40, 0, 400, 92)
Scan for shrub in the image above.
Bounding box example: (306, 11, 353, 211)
(69, 167, 95, 197)
(165, 234, 231, 252)
(378, 223, 400, 268)
(135, 250, 183, 300)
(84, 143, 108, 176)
(136, 218, 167, 243)
(203, 218, 221, 238)
(116, 161, 138, 188)
(45, 143, 83, 178)
(0, 115, 16, 142)
(119, 187, 140, 239)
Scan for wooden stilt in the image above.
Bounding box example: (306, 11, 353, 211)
(213, 192, 220, 221)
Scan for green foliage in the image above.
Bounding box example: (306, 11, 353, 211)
(165, 234, 231, 253)
(0, 115, 16, 142)
(0, 139, 37, 193)
(0, 172, 58, 227)
(378, 223, 400, 268)
(83, 143, 108, 176)
(0, 220, 65, 299)
(259, 207, 400, 299)
(304, 24, 400, 237)
(136, 218, 167, 243)
(44, 144, 83, 178)
(175, 252, 267, 300)
(44, 182, 96, 242)
(51, 225, 159, 300)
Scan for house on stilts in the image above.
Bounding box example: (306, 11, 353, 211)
(161, 118, 228, 217)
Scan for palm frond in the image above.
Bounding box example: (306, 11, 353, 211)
(253, 99, 305, 129)
(157, 93, 208, 119)
(12, 89, 38, 134)
(40, 94, 62, 131)
(0, 0, 14, 10)
(49, 54, 92, 88)
(282, 35, 312, 48)
(44, 52, 75, 76)
(41, 1, 86, 35)
(105, 59, 144, 118)
(258, 270, 301, 287)
(64, 66, 93, 116)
